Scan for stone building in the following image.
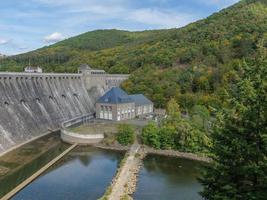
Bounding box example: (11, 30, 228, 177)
(129, 94, 153, 116)
(96, 87, 153, 121)
(78, 64, 106, 75)
(24, 66, 42, 73)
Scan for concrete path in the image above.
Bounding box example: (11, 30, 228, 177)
(108, 143, 140, 200)
(1, 144, 77, 200)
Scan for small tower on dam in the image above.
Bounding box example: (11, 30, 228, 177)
(78, 64, 130, 91)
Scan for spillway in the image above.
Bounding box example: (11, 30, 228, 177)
(0, 72, 105, 154)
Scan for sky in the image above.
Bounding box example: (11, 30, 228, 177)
(0, 0, 239, 55)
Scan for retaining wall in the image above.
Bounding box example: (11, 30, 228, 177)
(60, 114, 104, 144)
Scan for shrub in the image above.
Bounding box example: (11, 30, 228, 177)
(141, 122, 160, 149)
(116, 124, 135, 146)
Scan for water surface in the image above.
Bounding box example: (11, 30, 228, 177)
(134, 155, 204, 200)
(0, 133, 68, 198)
(12, 147, 124, 200)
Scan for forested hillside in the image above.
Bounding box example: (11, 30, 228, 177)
(1, 0, 267, 110)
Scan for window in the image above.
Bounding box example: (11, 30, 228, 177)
(100, 111, 104, 119)
(138, 107, 142, 115)
(144, 106, 148, 113)
(149, 105, 153, 112)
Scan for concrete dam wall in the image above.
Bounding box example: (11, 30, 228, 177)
(0, 72, 108, 154)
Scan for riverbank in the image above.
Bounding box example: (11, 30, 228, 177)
(93, 143, 211, 163)
(98, 143, 211, 200)
(144, 147, 212, 163)
(0, 129, 59, 158)
(93, 143, 129, 152)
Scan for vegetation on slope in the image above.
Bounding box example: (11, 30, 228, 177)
(1, 0, 267, 112)
(200, 47, 267, 200)
(141, 99, 211, 154)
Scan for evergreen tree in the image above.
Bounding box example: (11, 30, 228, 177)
(200, 46, 267, 199)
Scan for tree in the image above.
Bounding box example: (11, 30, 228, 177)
(141, 122, 160, 149)
(159, 126, 175, 149)
(191, 105, 210, 131)
(200, 47, 267, 199)
(166, 98, 181, 119)
(116, 124, 135, 146)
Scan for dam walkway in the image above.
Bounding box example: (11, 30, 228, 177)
(108, 143, 141, 200)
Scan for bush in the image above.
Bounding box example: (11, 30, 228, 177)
(116, 124, 135, 146)
(141, 122, 160, 149)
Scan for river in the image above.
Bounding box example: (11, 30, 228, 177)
(10, 146, 123, 200)
(134, 154, 204, 200)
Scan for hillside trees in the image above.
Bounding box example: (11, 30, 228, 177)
(200, 46, 267, 199)
(1, 0, 267, 111)
(141, 99, 211, 153)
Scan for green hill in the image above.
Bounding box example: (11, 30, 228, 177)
(1, 0, 267, 109)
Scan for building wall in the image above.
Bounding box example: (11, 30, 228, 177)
(83, 73, 129, 91)
(96, 103, 116, 120)
(96, 102, 135, 121)
(136, 104, 153, 116)
(116, 103, 135, 121)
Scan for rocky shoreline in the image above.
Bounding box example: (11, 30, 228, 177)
(99, 144, 145, 200)
(123, 146, 146, 199)
(97, 143, 211, 200)
(144, 147, 212, 163)
(94, 143, 211, 163)
(93, 143, 130, 152)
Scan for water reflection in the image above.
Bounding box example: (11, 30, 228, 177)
(134, 155, 204, 200)
(12, 147, 124, 200)
(0, 133, 68, 198)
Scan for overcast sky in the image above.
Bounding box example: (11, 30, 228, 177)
(0, 0, 239, 55)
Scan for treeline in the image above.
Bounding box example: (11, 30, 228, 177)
(1, 0, 267, 112)
(141, 49, 267, 199)
(141, 99, 211, 154)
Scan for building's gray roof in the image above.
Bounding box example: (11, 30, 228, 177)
(129, 94, 153, 106)
(97, 87, 134, 104)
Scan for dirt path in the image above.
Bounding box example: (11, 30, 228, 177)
(108, 143, 141, 200)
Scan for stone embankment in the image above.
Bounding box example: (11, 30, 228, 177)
(100, 143, 146, 200)
(98, 143, 211, 200)
(144, 147, 212, 163)
(93, 143, 129, 152)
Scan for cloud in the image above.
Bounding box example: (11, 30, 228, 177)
(197, 0, 239, 8)
(128, 8, 197, 28)
(0, 38, 10, 45)
(44, 32, 65, 43)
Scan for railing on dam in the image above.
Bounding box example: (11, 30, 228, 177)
(61, 113, 95, 128)
(60, 113, 104, 144)
(0, 72, 82, 80)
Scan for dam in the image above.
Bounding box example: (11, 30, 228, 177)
(0, 68, 129, 154)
